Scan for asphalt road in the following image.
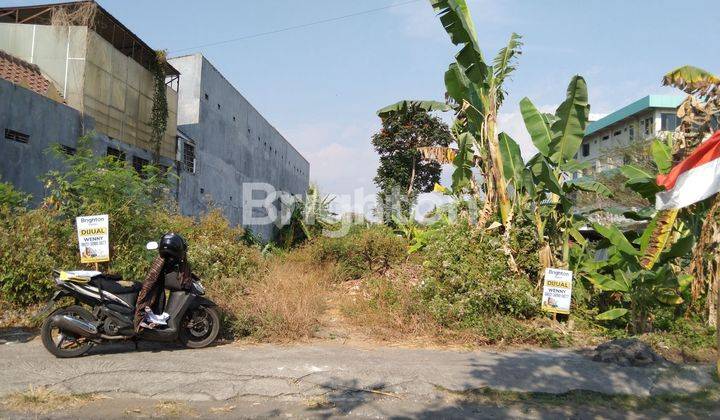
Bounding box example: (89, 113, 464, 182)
(0, 331, 716, 419)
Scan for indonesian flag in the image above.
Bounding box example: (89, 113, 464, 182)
(656, 130, 720, 210)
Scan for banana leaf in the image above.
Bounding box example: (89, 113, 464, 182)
(596, 308, 629, 320)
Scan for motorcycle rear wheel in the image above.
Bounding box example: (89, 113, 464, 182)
(41, 305, 95, 358)
(179, 306, 220, 349)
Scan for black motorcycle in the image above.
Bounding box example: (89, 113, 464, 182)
(40, 240, 220, 358)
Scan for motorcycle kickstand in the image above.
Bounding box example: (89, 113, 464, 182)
(131, 337, 140, 351)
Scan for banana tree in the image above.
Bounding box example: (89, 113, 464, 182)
(378, 0, 523, 228)
(579, 220, 693, 332)
(277, 185, 337, 249)
(663, 64, 720, 374)
(516, 75, 610, 269)
(662, 65, 719, 158)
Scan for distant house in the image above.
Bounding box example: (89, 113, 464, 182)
(577, 95, 685, 175)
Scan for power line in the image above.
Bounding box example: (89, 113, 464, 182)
(170, 0, 422, 54)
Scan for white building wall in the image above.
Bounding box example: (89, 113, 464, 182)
(576, 108, 678, 176)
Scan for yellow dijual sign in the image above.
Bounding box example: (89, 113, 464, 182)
(541, 268, 573, 315)
(76, 214, 110, 263)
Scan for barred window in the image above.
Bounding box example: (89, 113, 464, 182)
(107, 147, 126, 161)
(132, 156, 149, 177)
(5, 129, 29, 143)
(183, 142, 196, 173)
(59, 144, 76, 155)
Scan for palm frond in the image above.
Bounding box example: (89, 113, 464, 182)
(662, 65, 720, 96)
(492, 32, 522, 105)
(418, 146, 458, 164)
(430, 0, 488, 84)
(639, 209, 679, 269)
(377, 100, 451, 118)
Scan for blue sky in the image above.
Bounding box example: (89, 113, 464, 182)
(5, 0, 719, 198)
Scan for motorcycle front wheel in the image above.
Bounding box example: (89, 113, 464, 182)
(41, 305, 95, 358)
(179, 306, 220, 348)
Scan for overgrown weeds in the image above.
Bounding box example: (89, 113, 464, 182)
(153, 400, 198, 418)
(231, 260, 332, 341)
(305, 224, 407, 280)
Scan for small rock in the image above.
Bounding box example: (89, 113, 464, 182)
(592, 338, 664, 367)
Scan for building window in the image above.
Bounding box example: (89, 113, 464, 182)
(661, 113, 680, 131)
(59, 144, 76, 155)
(644, 118, 652, 135)
(582, 143, 590, 157)
(132, 156, 149, 176)
(183, 142, 196, 173)
(629, 126, 634, 141)
(602, 135, 609, 141)
(107, 147, 126, 161)
(613, 130, 621, 137)
(5, 129, 29, 143)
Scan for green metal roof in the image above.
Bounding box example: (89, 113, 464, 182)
(585, 95, 685, 136)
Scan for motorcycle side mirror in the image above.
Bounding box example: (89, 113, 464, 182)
(146, 241, 159, 250)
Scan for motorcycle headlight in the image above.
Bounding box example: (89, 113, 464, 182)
(193, 281, 205, 295)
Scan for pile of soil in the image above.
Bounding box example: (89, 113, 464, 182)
(592, 338, 665, 367)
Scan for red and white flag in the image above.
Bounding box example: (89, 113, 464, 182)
(656, 130, 720, 210)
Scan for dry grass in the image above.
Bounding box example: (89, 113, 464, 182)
(338, 263, 450, 342)
(209, 404, 236, 413)
(0, 298, 50, 329)
(154, 400, 198, 418)
(230, 260, 333, 341)
(305, 395, 335, 409)
(2, 386, 101, 414)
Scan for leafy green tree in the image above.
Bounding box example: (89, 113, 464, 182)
(372, 104, 453, 224)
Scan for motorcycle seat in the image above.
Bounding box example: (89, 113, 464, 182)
(90, 277, 142, 294)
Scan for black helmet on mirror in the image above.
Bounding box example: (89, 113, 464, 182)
(158, 233, 187, 260)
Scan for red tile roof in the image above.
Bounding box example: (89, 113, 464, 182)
(0, 49, 64, 102)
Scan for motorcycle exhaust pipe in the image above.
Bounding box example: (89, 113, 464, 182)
(51, 315, 100, 338)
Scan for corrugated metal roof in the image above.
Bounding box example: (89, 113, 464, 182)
(585, 95, 685, 136)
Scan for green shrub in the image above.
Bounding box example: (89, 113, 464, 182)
(0, 208, 75, 305)
(157, 209, 264, 283)
(0, 137, 263, 305)
(420, 222, 540, 326)
(0, 179, 30, 210)
(306, 224, 407, 280)
(42, 136, 174, 281)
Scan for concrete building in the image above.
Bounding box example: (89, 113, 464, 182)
(577, 95, 685, 175)
(0, 75, 167, 204)
(169, 54, 309, 239)
(0, 1, 178, 202)
(0, 2, 309, 241)
(0, 1, 179, 161)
